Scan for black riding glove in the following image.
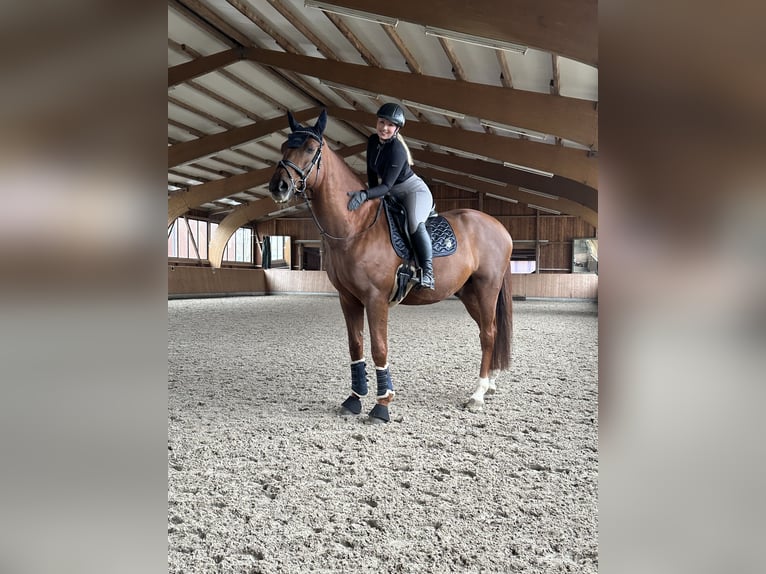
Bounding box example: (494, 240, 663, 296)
(347, 190, 368, 211)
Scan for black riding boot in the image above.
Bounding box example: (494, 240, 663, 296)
(410, 222, 435, 290)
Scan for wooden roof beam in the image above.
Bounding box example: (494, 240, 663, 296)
(168, 48, 244, 87)
(168, 107, 321, 168)
(326, 106, 597, 187)
(314, 0, 597, 66)
(169, 143, 367, 226)
(242, 47, 597, 148)
(411, 148, 596, 212)
(419, 166, 597, 228)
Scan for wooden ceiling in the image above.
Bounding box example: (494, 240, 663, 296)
(168, 0, 598, 227)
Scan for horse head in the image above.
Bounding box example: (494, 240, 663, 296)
(269, 109, 328, 203)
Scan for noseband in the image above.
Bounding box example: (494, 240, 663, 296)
(278, 132, 323, 196)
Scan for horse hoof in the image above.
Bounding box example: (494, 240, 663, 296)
(463, 399, 484, 412)
(364, 415, 387, 425)
(339, 395, 362, 415)
(366, 403, 390, 424)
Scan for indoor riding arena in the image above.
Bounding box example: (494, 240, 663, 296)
(168, 290, 597, 573)
(168, 1, 598, 572)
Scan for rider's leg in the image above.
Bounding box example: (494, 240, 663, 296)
(410, 222, 434, 290)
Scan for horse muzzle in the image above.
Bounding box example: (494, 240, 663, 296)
(269, 174, 294, 204)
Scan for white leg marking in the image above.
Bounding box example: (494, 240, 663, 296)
(470, 377, 490, 403)
(464, 377, 490, 411)
(486, 371, 498, 395)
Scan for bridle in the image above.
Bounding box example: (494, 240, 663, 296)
(277, 131, 323, 197)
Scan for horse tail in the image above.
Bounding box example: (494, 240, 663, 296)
(490, 265, 513, 371)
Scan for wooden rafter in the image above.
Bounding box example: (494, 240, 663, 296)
(418, 166, 597, 228)
(412, 148, 596, 211)
(168, 108, 321, 168)
(325, 106, 596, 187)
(225, 0, 302, 54)
(240, 47, 598, 148)
(382, 26, 422, 74)
(495, 50, 513, 88)
(168, 0, 598, 223)
(307, 0, 598, 66)
(436, 38, 466, 81)
(212, 1, 373, 140)
(169, 0, 241, 47)
(168, 143, 368, 225)
(171, 0, 330, 112)
(169, 96, 229, 129)
(169, 41, 276, 118)
(264, 0, 337, 60)
(321, 12, 382, 68)
(550, 54, 563, 146)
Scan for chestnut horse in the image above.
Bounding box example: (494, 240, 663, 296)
(268, 110, 513, 423)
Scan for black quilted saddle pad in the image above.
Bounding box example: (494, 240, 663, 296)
(383, 198, 457, 260)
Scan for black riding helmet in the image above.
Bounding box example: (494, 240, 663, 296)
(376, 103, 406, 128)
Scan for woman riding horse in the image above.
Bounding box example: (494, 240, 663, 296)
(269, 109, 513, 424)
(347, 103, 435, 290)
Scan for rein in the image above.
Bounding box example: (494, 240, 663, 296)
(304, 196, 384, 242)
(280, 133, 383, 242)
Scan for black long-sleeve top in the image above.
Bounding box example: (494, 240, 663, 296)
(365, 134, 415, 198)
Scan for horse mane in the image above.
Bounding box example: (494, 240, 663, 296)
(321, 140, 366, 192)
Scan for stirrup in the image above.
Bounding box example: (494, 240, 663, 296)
(417, 269, 435, 290)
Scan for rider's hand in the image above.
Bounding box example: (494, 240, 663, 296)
(347, 190, 368, 211)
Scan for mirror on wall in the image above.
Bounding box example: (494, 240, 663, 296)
(572, 238, 598, 274)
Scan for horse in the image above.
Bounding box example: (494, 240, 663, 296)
(268, 109, 514, 424)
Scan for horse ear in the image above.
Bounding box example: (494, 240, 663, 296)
(287, 111, 299, 132)
(314, 109, 327, 135)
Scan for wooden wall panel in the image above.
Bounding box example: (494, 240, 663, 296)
(264, 269, 337, 294)
(168, 265, 267, 296)
(169, 266, 596, 300)
(512, 273, 597, 299)
(539, 243, 573, 271)
(276, 219, 320, 241)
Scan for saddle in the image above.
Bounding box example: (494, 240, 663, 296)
(383, 197, 457, 260)
(383, 197, 457, 304)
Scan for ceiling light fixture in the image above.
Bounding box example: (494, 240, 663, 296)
(320, 80, 380, 99)
(430, 178, 477, 193)
(424, 26, 528, 54)
(518, 187, 559, 200)
(401, 99, 466, 119)
(305, 1, 399, 27)
(480, 119, 548, 141)
(503, 162, 554, 178)
(467, 174, 508, 186)
(527, 203, 561, 214)
(216, 198, 243, 206)
(416, 162, 465, 176)
(439, 145, 491, 162)
(486, 193, 518, 204)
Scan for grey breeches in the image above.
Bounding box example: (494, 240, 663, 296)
(389, 175, 433, 234)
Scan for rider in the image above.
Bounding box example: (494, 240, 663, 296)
(347, 103, 435, 290)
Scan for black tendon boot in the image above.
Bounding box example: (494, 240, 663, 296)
(410, 222, 435, 290)
(341, 359, 368, 415)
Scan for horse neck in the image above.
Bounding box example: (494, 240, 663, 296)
(311, 146, 372, 239)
